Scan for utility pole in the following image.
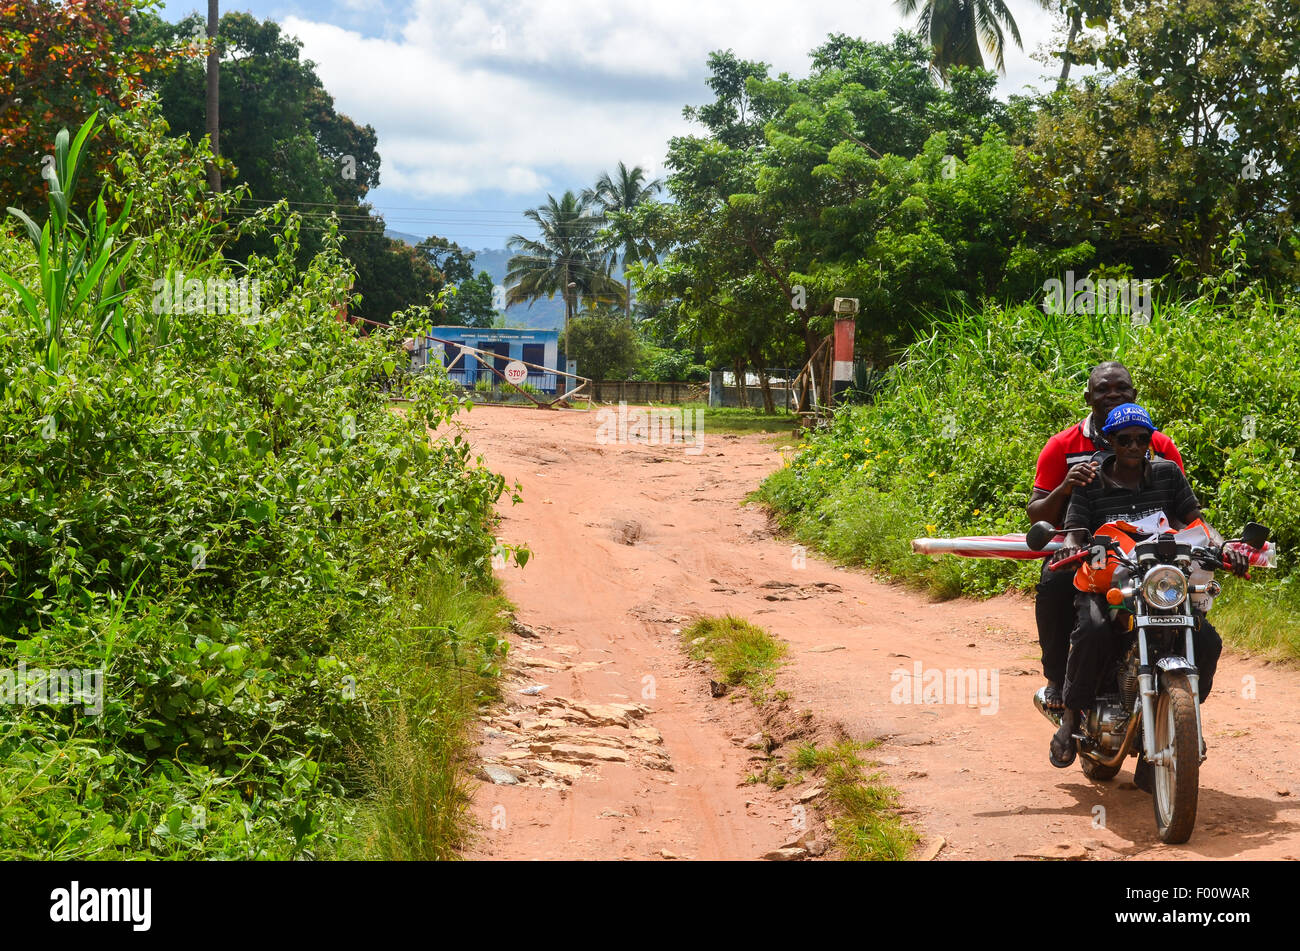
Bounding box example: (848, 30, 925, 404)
(566, 280, 577, 344)
(206, 0, 221, 193)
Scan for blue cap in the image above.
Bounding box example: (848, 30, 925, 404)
(1103, 402, 1156, 434)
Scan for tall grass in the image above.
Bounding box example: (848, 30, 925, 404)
(339, 572, 510, 860)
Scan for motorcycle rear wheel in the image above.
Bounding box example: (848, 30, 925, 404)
(1152, 673, 1200, 844)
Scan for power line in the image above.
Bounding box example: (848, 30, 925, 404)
(229, 197, 647, 229)
(228, 208, 610, 231)
(234, 195, 638, 215)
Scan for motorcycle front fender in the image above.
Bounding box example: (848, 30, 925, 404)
(1155, 655, 1197, 686)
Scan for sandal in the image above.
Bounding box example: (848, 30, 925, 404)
(1043, 683, 1065, 711)
(1049, 710, 1078, 768)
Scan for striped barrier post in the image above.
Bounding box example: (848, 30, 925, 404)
(831, 309, 856, 404)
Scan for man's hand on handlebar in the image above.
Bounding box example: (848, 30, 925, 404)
(1050, 545, 1082, 566)
(1050, 529, 1091, 565)
(1223, 545, 1251, 578)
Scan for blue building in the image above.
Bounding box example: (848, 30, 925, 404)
(419, 326, 561, 393)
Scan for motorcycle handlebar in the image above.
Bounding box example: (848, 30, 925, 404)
(1193, 544, 1255, 578)
(1047, 549, 1089, 572)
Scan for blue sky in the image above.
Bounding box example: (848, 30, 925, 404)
(158, 1, 1071, 250)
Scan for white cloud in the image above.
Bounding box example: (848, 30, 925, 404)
(283, 1, 1070, 201)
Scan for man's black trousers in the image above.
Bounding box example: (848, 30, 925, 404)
(1035, 559, 1075, 686)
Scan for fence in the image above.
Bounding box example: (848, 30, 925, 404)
(707, 371, 796, 410)
(590, 380, 708, 404)
(447, 369, 559, 392)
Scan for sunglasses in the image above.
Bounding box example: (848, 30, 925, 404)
(1112, 432, 1152, 448)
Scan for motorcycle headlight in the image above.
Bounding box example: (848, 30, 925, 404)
(1141, 565, 1188, 610)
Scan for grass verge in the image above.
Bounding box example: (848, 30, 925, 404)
(337, 571, 511, 860)
(1208, 577, 1300, 661)
(679, 402, 798, 435)
(681, 614, 787, 702)
(790, 740, 919, 861)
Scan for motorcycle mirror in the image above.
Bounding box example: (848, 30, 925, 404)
(1241, 522, 1270, 550)
(1025, 521, 1057, 552)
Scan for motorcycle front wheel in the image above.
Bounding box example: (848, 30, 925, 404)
(1152, 672, 1200, 844)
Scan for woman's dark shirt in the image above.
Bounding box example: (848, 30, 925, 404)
(1063, 455, 1200, 533)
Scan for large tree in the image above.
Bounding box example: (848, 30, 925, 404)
(561, 305, 640, 381)
(504, 190, 625, 345)
(1019, 0, 1300, 284)
(0, 0, 171, 211)
(640, 33, 1035, 370)
(443, 270, 497, 328)
(417, 235, 476, 285)
(585, 162, 663, 320)
(139, 10, 443, 322)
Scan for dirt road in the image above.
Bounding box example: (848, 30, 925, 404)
(455, 403, 1300, 860)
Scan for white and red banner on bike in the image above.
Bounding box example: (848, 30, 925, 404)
(911, 516, 1278, 567)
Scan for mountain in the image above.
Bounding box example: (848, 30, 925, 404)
(384, 228, 424, 246)
(465, 248, 564, 329)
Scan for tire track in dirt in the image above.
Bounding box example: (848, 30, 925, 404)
(453, 405, 1300, 860)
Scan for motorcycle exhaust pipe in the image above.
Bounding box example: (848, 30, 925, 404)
(1032, 686, 1063, 727)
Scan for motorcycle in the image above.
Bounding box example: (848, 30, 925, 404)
(1024, 514, 1274, 844)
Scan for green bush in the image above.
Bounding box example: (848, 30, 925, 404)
(0, 105, 516, 857)
(633, 346, 709, 382)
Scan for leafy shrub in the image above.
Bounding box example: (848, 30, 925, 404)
(0, 104, 515, 857)
(633, 346, 709, 382)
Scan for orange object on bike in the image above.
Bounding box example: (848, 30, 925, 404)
(1073, 523, 1138, 593)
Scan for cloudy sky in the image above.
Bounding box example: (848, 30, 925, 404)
(160, 1, 1071, 248)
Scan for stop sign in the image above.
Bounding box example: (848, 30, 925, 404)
(504, 360, 529, 386)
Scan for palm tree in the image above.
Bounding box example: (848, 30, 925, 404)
(1058, 5, 1082, 87)
(895, 0, 1028, 82)
(504, 191, 625, 349)
(584, 162, 664, 321)
(1055, 1, 1111, 88)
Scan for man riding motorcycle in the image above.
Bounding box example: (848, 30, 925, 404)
(1047, 402, 1246, 776)
(1027, 363, 1190, 712)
